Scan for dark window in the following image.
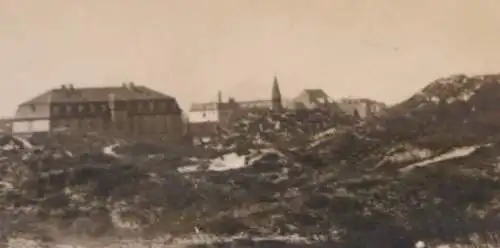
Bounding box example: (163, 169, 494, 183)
(149, 101, 155, 111)
(29, 104, 36, 111)
(158, 101, 167, 112)
(78, 104, 85, 113)
(89, 104, 96, 113)
(127, 101, 135, 112)
(66, 105, 73, 114)
(137, 119, 142, 133)
(164, 118, 168, 133)
(52, 106, 60, 115)
(138, 102, 145, 113)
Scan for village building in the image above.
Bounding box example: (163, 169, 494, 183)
(187, 76, 284, 139)
(292, 89, 332, 109)
(290, 89, 388, 120)
(337, 97, 387, 119)
(9, 83, 184, 138)
(187, 94, 239, 139)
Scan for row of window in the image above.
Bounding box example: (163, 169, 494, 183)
(51, 101, 173, 115)
(52, 103, 107, 115)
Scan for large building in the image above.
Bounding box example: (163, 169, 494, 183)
(10, 83, 184, 138)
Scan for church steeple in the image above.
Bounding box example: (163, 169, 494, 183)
(271, 75, 283, 111)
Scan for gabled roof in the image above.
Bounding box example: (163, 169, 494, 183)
(20, 84, 175, 105)
(295, 89, 331, 106)
(302, 89, 329, 99)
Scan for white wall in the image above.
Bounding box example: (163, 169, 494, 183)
(188, 110, 219, 123)
(12, 119, 50, 133)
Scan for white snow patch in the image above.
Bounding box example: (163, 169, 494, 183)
(458, 91, 475, 101)
(313, 128, 337, 140)
(0, 136, 33, 151)
(109, 201, 143, 230)
(308, 128, 337, 148)
(177, 153, 247, 173)
(387, 148, 433, 163)
(376, 145, 433, 168)
(208, 153, 247, 171)
(247, 148, 284, 165)
(12, 135, 33, 149)
(430, 96, 440, 103)
(1, 142, 16, 151)
(415, 240, 426, 248)
(102, 144, 121, 157)
(177, 149, 284, 173)
(400, 145, 485, 173)
(0, 181, 14, 191)
(445, 91, 475, 104)
(177, 164, 200, 173)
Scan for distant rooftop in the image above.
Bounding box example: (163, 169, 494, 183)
(339, 97, 386, 105)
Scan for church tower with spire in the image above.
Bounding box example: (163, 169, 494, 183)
(271, 75, 283, 111)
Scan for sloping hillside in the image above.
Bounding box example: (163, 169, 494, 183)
(3, 74, 500, 247)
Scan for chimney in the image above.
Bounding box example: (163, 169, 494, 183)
(128, 81, 135, 89)
(217, 90, 222, 103)
(68, 84, 75, 91)
(60, 84, 67, 90)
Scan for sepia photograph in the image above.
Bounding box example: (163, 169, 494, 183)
(1, 0, 500, 247)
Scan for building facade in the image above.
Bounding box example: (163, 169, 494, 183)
(337, 98, 387, 119)
(187, 100, 239, 138)
(10, 83, 184, 139)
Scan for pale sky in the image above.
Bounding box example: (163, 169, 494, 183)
(1, 0, 500, 116)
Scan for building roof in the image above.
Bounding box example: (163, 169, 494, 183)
(339, 97, 387, 106)
(14, 104, 51, 120)
(189, 99, 275, 112)
(20, 83, 175, 106)
(190, 102, 230, 112)
(294, 89, 331, 106)
(302, 89, 329, 99)
(238, 99, 273, 109)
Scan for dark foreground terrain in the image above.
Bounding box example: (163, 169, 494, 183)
(3, 74, 500, 247)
